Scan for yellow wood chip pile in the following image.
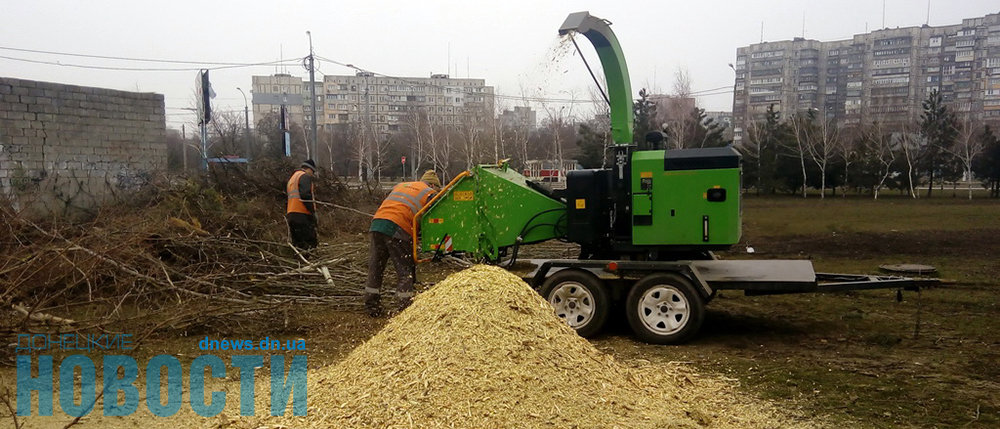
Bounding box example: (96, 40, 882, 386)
(261, 265, 821, 428)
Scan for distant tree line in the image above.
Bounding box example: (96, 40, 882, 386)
(737, 89, 1000, 199)
(164, 88, 1000, 199)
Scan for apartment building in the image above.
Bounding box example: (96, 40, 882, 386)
(251, 74, 307, 130)
(499, 106, 537, 129)
(732, 12, 1000, 143)
(251, 72, 495, 136)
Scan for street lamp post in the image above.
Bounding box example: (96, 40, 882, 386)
(237, 87, 251, 163)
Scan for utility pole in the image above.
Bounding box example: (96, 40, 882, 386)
(237, 87, 251, 163)
(197, 69, 213, 171)
(181, 124, 187, 171)
(306, 31, 318, 160)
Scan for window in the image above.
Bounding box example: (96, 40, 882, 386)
(874, 48, 909, 56)
(751, 50, 784, 59)
(872, 76, 909, 86)
(873, 58, 909, 67)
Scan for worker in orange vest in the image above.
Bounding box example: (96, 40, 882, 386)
(286, 159, 318, 250)
(365, 170, 441, 317)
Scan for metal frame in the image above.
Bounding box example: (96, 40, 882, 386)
(525, 258, 937, 297)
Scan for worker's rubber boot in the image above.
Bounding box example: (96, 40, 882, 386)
(364, 293, 381, 318)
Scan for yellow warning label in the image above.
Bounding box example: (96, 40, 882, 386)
(453, 190, 474, 201)
(575, 199, 586, 209)
(640, 171, 653, 178)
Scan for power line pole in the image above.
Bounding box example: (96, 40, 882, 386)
(237, 87, 251, 164)
(306, 31, 318, 160)
(182, 124, 187, 171)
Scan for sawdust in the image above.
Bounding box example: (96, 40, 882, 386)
(256, 265, 822, 428)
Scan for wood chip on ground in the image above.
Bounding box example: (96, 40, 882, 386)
(252, 265, 825, 429)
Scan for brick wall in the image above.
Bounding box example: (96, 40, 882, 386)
(0, 77, 165, 217)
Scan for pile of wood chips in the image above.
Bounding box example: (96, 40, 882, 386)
(262, 265, 821, 428)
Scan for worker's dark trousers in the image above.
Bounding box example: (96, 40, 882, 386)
(365, 231, 415, 313)
(286, 213, 317, 250)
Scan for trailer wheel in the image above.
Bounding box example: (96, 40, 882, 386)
(540, 270, 609, 338)
(626, 273, 705, 344)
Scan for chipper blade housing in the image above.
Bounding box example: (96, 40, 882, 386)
(417, 164, 566, 262)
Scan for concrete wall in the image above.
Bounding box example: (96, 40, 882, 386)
(0, 77, 165, 217)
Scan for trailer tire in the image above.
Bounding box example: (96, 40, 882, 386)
(626, 273, 705, 344)
(540, 270, 609, 338)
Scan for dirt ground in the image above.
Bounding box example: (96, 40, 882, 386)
(3, 197, 998, 428)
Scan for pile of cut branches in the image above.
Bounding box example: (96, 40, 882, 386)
(0, 163, 379, 357)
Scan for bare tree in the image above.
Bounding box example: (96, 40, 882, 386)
(862, 120, 897, 200)
(786, 112, 811, 198)
(836, 125, 860, 197)
(948, 118, 987, 199)
(402, 106, 430, 180)
(805, 112, 840, 198)
(207, 110, 247, 158)
(457, 113, 484, 171)
(430, 123, 454, 180)
(542, 102, 577, 170)
(741, 119, 765, 195)
(672, 67, 692, 98)
(898, 122, 921, 199)
(587, 85, 612, 168)
(656, 67, 698, 149)
(491, 98, 510, 163)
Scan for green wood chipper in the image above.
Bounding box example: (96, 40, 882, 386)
(411, 12, 935, 344)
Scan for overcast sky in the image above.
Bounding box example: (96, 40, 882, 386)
(2, 0, 997, 130)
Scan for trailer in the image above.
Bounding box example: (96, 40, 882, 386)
(517, 258, 937, 344)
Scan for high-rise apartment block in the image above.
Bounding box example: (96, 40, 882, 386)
(732, 12, 1000, 143)
(499, 106, 537, 129)
(251, 72, 495, 136)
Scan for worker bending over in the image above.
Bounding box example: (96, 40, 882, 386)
(286, 159, 318, 250)
(365, 170, 441, 317)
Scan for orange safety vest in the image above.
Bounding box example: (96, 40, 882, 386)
(286, 169, 314, 215)
(373, 181, 436, 236)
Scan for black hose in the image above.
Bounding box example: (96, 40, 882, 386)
(506, 211, 568, 268)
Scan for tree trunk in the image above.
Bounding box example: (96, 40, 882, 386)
(800, 155, 808, 198)
(906, 156, 917, 199)
(967, 168, 973, 200)
(819, 161, 827, 199)
(926, 168, 935, 198)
